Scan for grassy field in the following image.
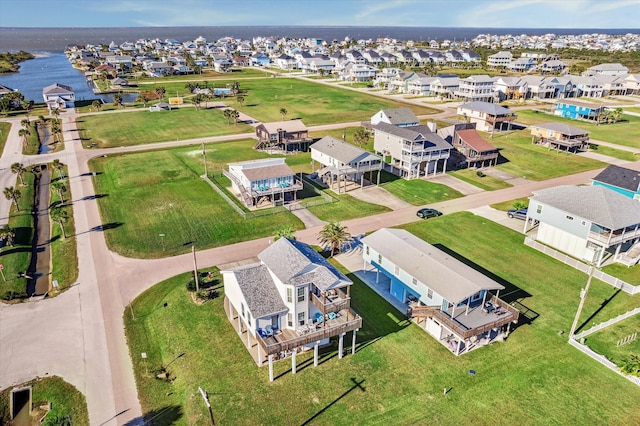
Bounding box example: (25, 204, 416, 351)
(77, 107, 254, 148)
(90, 141, 388, 258)
(449, 169, 513, 191)
(0, 172, 35, 300)
(0, 121, 10, 156)
(49, 165, 78, 292)
(0, 376, 89, 425)
(582, 316, 640, 366)
(379, 172, 463, 205)
(516, 110, 640, 149)
(488, 129, 606, 180)
(600, 263, 640, 286)
(589, 144, 640, 162)
(490, 197, 530, 212)
(124, 213, 640, 425)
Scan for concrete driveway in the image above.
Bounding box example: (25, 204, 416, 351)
(347, 184, 413, 210)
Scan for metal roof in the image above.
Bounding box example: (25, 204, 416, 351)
(311, 136, 380, 164)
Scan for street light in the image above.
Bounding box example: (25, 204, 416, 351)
(159, 233, 166, 251)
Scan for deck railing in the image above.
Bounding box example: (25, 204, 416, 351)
(311, 289, 351, 313)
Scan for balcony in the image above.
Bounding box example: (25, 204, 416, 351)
(589, 226, 640, 246)
(311, 288, 351, 313)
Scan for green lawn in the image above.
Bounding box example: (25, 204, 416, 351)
(90, 142, 388, 258)
(516, 110, 640, 149)
(582, 316, 640, 366)
(49, 166, 78, 292)
(125, 212, 640, 425)
(488, 129, 606, 180)
(600, 263, 640, 286)
(0, 376, 89, 425)
(490, 197, 530, 212)
(0, 121, 10, 156)
(380, 172, 463, 205)
(0, 173, 34, 300)
(449, 169, 513, 191)
(588, 144, 640, 162)
(77, 107, 253, 148)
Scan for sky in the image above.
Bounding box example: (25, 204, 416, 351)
(0, 0, 639, 29)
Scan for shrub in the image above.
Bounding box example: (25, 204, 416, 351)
(476, 170, 485, 178)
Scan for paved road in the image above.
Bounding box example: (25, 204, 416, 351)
(1, 91, 640, 425)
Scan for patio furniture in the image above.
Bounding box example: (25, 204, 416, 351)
(265, 325, 274, 337)
(327, 312, 337, 320)
(258, 328, 267, 339)
(315, 313, 324, 323)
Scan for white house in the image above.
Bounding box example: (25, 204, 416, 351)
(487, 51, 513, 68)
(457, 101, 517, 132)
(361, 228, 519, 355)
(310, 136, 383, 192)
(42, 83, 75, 112)
(370, 107, 419, 127)
(455, 75, 495, 102)
(222, 238, 362, 380)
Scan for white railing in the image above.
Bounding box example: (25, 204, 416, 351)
(524, 237, 639, 295)
(573, 307, 640, 340)
(569, 338, 640, 387)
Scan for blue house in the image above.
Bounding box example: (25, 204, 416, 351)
(554, 99, 605, 121)
(592, 165, 640, 200)
(250, 53, 271, 67)
(361, 228, 519, 355)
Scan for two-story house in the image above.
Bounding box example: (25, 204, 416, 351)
(452, 127, 499, 168)
(487, 51, 513, 68)
(455, 75, 495, 102)
(526, 185, 640, 267)
(372, 122, 451, 179)
(361, 228, 519, 355)
(554, 99, 606, 121)
(530, 122, 590, 154)
(254, 119, 312, 152)
(223, 238, 362, 381)
(224, 158, 303, 208)
(42, 83, 75, 112)
(457, 101, 517, 133)
(370, 108, 419, 127)
(592, 165, 640, 201)
(310, 136, 383, 192)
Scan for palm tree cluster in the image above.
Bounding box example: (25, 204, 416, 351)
(223, 108, 240, 125)
(599, 107, 623, 124)
(3, 186, 21, 211)
(0, 224, 16, 249)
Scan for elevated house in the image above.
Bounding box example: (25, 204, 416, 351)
(430, 76, 460, 100)
(455, 75, 495, 103)
(493, 77, 527, 101)
(42, 83, 75, 112)
(624, 74, 640, 95)
(592, 165, 640, 201)
(222, 238, 362, 381)
(370, 107, 419, 128)
(310, 136, 383, 193)
(530, 122, 590, 154)
(254, 120, 312, 152)
(554, 99, 606, 121)
(457, 101, 516, 133)
(525, 185, 640, 267)
(361, 228, 519, 355)
(583, 63, 629, 77)
(224, 158, 303, 208)
(372, 122, 451, 179)
(487, 51, 513, 68)
(452, 127, 499, 168)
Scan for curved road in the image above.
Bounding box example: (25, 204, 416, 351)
(0, 91, 639, 425)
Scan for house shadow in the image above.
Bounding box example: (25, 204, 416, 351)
(90, 222, 123, 232)
(121, 405, 183, 426)
(495, 149, 511, 166)
(433, 243, 536, 327)
(575, 288, 622, 335)
(79, 193, 108, 201)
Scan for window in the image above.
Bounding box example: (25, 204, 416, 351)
(286, 288, 293, 303)
(298, 312, 305, 326)
(412, 277, 418, 286)
(581, 220, 587, 226)
(427, 289, 433, 299)
(394, 265, 400, 276)
(248, 313, 252, 327)
(241, 303, 245, 318)
(536, 204, 542, 214)
(377, 254, 382, 264)
(297, 287, 305, 302)
(365, 246, 370, 256)
(287, 313, 293, 327)
(566, 215, 574, 221)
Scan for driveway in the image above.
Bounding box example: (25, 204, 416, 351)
(482, 168, 531, 185)
(427, 174, 484, 195)
(347, 184, 413, 210)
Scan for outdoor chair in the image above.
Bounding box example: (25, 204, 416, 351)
(315, 313, 324, 323)
(265, 325, 274, 337)
(327, 312, 337, 320)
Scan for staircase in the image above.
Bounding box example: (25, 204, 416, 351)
(407, 305, 436, 318)
(617, 242, 640, 267)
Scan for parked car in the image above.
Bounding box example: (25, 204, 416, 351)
(417, 208, 442, 219)
(507, 209, 528, 220)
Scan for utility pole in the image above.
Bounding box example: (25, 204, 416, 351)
(192, 245, 200, 292)
(202, 140, 208, 177)
(569, 263, 596, 339)
(198, 387, 216, 425)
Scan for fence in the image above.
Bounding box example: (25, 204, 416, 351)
(569, 338, 640, 387)
(524, 237, 639, 295)
(573, 307, 640, 340)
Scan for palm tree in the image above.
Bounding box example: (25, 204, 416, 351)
(155, 86, 166, 99)
(3, 186, 21, 211)
(612, 107, 623, 123)
(353, 128, 370, 146)
(18, 128, 30, 145)
(51, 181, 67, 203)
(231, 109, 240, 126)
(113, 93, 123, 108)
(279, 108, 288, 121)
(135, 94, 148, 107)
(52, 159, 65, 178)
(318, 222, 351, 257)
(11, 163, 26, 185)
(192, 94, 205, 110)
(20, 118, 30, 129)
(0, 224, 16, 248)
(92, 100, 102, 111)
(223, 109, 233, 125)
(50, 206, 69, 239)
(50, 120, 62, 144)
(273, 225, 296, 241)
(236, 95, 245, 107)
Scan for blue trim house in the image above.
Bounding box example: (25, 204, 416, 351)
(554, 99, 605, 121)
(361, 228, 519, 355)
(592, 165, 640, 200)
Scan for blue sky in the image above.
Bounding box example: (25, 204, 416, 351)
(1, 0, 639, 28)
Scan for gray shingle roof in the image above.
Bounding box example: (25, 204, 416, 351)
(361, 228, 504, 304)
(372, 123, 451, 150)
(259, 238, 351, 292)
(592, 165, 640, 193)
(458, 101, 514, 116)
(533, 122, 589, 136)
(531, 185, 640, 230)
(230, 263, 288, 318)
(241, 163, 294, 181)
(311, 136, 380, 164)
(43, 83, 73, 95)
(377, 108, 419, 125)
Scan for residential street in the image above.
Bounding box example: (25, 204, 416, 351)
(0, 98, 639, 425)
